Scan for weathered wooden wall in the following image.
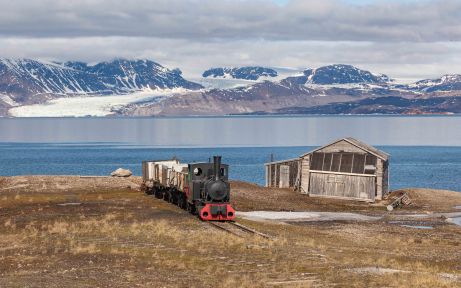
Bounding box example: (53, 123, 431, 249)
(265, 159, 300, 189)
(300, 156, 310, 194)
(308, 172, 375, 202)
(376, 159, 384, 200)
(316, 140, 366, 154)
(382, 161, 389, 196)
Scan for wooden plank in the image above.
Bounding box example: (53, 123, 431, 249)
(279, 165, 290, 188)
(308, 194, 375, 203)
(376, 159, 383, 200)
(308, 170, 376, 177)
(300, 156, 310, 194)
(265, 165, 269, 187)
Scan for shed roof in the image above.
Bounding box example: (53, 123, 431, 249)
(301, 137, 389, 160)
(264, 158, 300, 166)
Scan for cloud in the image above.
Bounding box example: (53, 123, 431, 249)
(0, 0, 461, 42)
(1, 0, 461, 81)
(2, 36, 461, 82)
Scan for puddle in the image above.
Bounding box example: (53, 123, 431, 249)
(451, 218, 461, 227)
(57, 202, 82, 206)
(389, 221, 434, 229)
(401, 225, 433, 230)
(348, 267, 411, 275)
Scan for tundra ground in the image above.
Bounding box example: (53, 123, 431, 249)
(0, 176, 460, 287)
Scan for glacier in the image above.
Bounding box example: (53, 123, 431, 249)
(8, 88, 189, 117)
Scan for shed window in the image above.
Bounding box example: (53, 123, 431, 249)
(352, 154, 366, 174)
(323, 153, 332, 171)
(340, 154, 353, 173)
(331, 154, 341, 172)
(310, 151, 377, 175)
(364, 155, 377, 175)
(311, 152, 324, 171)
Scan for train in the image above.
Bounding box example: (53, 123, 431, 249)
(141, 156, 235, 221)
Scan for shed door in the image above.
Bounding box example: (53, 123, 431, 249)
(279, 165, 290, 188)
(309, 172, 375, 201)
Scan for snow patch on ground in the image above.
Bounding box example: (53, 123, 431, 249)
(237, 211, 381, 222)
(8, 88, 189, 117)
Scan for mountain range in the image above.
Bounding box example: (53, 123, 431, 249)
(1, 58, 461, 117)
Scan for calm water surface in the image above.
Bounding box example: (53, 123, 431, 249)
(1, 115, 461, 146)
(1, 116, 461, 192)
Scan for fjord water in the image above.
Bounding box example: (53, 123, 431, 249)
(1, 116, 461, 192)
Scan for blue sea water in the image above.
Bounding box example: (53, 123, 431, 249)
(1, 116, 461, 192)
(0, 143, 460, 192)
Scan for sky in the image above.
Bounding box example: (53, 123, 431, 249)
(1, 0, 461, 82)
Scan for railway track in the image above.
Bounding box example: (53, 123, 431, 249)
(209, 221, 273, 239)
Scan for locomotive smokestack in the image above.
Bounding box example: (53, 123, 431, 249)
(213, 156, 221, 181)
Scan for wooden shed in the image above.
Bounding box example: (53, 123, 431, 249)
(265, 138, 389, 202)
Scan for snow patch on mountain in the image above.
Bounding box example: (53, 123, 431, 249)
(303, 64, 390, 85)
(197, 67, 303, 89)
(408, 74, 461, 92)
(0, 94, 19, 106)
(8, 88, 188, 117)
(203, 67, 278, 81)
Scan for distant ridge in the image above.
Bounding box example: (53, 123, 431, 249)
(3, 59, 461, 117)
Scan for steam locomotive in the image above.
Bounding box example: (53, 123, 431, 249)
(141, 156, 235, 221)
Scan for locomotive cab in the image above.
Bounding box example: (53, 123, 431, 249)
(188, 156, 235, 221)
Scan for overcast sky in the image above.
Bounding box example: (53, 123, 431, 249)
(1, 0, 461, 81)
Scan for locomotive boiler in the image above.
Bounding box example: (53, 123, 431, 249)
(142, 156, 235, 221)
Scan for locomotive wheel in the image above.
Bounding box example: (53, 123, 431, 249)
(140, 183, 147, 194)
(179, 194, 187, 209)
(155, 189, 163, 199)
(187, 203, 197, 215)
(168, 191, 175, 204)
(163, 190, 170, 202)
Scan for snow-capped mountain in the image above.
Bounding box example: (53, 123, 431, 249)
(3, 59, 461, 117)
(282, 64, 391, 87)
(121, 65, 417, 117)
(63, 59, 202, 91)
(202, 67, 278, 80)
(197, 66, 302, 90)
(0, 58, 202, 105)
(407, 74, 461, 93)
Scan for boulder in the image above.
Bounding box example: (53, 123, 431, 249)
(110, 168, 132, 177)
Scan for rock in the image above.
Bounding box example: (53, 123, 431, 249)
(110, 168, 132, 177)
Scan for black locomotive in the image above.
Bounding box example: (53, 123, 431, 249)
(142, 156, 235, 221)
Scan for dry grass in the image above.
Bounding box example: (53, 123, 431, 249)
(0, 176, 460, 287)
